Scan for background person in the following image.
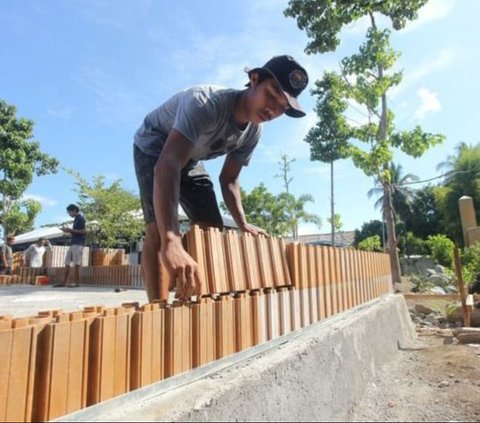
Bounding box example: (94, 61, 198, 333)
(24, 237, 52, 268)
(0, 235, 15, 275)
(55, 203, 87, 287)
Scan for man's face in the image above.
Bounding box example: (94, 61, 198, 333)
(67, 209, 76, 218)
(246, 74, 289, 124)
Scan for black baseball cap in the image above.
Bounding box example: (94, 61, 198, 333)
(245, 55, 309, 118)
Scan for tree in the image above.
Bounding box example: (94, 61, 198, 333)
(274, 154, 322, 239)
(435, 142, 480, 244)
(304, 72, 351, 246)
(220, 182, 321, 237)
(0, 100, 59, 238)
(354, 219, 384, 247)
(404, 184, 443, 239)
(327, 213, 343, 232)
(67, 169, 144, 248)
(284, 0, 444, 283)
(367, 162, 418, 226)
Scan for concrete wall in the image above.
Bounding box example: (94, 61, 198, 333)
(60, 294, 414, 422)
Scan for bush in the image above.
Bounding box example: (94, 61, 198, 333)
(461, 243, 480, 285)
(402, 232, 428, 257)
(426, 234, 455, 268)
(357, 235, 382, 252)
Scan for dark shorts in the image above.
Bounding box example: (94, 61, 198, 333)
(134, 145, 223, 228)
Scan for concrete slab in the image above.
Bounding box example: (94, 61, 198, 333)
(0, 284, 148, 317)
(55, 293, 415, 422)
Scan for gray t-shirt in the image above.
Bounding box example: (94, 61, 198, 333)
(134, 85, 262, 166)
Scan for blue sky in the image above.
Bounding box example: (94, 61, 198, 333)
(1, 0, 478, 235)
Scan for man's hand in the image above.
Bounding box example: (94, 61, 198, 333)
(161, 238, 202, 302)
(61, 226, 70, 233)
(239, 222, 270, 237)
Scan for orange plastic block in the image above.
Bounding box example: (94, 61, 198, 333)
(0, 325, 37, 422)
(214, 295, 235, 359)
(255, 235, 274, 289)
(289, 287, 302, 331)
(130, 303, 165, 388)
(223, 230, 247, 292)
(164, 303, 191, 378)
(204, 227, 229, 294)
(250, 291, 267, 345)
(264, 289, 280, 340)
(268, 237, 292, 288)
(192, 298, 215, 368)
(184, 225, 209, 296)
(32, 315, 89, 421)
(241, 232, 262, 290)
(234, 293, 253, 352)
(277, 288, 292, 336)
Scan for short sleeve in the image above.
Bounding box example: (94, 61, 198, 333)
(172, 89, 216, 145)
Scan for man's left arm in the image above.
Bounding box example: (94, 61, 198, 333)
(219, 154, 268, 236)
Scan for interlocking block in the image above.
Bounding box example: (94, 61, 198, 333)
(32, 313, 89, 421)
(214, 295, 235, 359)
(241, 232, 262, 290)
(184, 225, 209, 296)
(0, 323, 37, 422)
(250, 290, 267, 345)
(264, 288, 280, 340)
(204, 227, 229, 294)
(192, 297, 215, 368)
(234, 293, 253, 352)
(164, 303, 192, 378)
(130, 303, 165, 388)
(277, 288, 292, 336)
(223, 230, 247, 292)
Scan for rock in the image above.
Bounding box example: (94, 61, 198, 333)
(429, 286, 446, 294)
(434, 264, 445, 274)
(415, 304, 435, 315)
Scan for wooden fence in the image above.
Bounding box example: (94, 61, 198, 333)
(0, 226, 391, 422)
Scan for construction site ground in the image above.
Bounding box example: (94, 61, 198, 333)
(351, 279, 480, 422)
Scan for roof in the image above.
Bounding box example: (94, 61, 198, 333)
(287, 231, 356, 247)
(12, 226, 68, 245)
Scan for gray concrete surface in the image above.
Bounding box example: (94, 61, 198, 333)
(54, 293, 415, 422)
(0, 284, 148, 317)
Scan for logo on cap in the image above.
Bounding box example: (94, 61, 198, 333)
(289, 69, 308, 91)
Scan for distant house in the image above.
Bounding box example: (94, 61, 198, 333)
(286, 231, 356, 248)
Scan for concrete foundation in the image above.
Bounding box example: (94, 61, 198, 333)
(57, 294, 415, 422)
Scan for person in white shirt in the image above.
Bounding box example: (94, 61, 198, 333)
(24, 238, 52, 268)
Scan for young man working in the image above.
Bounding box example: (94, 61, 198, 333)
(134, 54, 309, 303)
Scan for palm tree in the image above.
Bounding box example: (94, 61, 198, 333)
(367, 162, 419, 225)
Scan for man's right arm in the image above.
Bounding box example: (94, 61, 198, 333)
(153, 129, 202, 301)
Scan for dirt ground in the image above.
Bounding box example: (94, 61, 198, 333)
(350, 279, 480, 422)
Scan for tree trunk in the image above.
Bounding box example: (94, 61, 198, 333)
(383, 182, 402, 284)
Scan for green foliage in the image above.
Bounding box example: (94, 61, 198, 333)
(284, 0, 429, 54)
(0, 100, 59, 237)
(461, 243, 480, 285)
(3, 198, 41, 236)
(354, 220, 384, 246)
(220, 183, 321, 238)
(404, 185, 443, 239)
(426, 234, 455, 268)
(435, 143, 480, 244)
(66, 169, 143, 248)
(357, 234, 382, 252)
(410, 273, 435, 293)
(327, 213, 343, 231)
(401, 231, 428, 257)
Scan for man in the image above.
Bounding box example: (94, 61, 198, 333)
(133, 54, 309, 302)
(55, 203, 87, 287)
(0, 235, 15, 275)
(24, 237, 52, 268)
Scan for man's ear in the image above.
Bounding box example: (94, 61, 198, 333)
(249, 71, 260, 87)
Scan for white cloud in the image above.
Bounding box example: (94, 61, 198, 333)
(403, 0, 456, 33)
(22, 194, 58, 207)
(415, 87, 442, 120)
